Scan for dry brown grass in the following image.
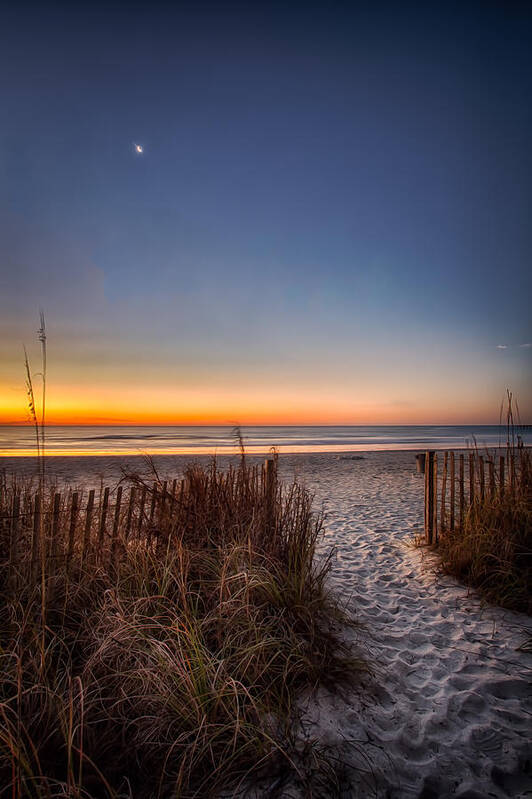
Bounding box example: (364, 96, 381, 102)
(0, 457, 363, 798)
(437, 442, 531, 615)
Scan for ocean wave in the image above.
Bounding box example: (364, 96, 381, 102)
(81, 434, 215, 442)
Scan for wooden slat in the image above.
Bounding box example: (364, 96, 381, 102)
(148, 484, 158, 547)
(489, 458, 496, 500)
(98, 487, 110, 554)
(160, 481, 168, 524)
(440, 451, 448, 538)
(82, 490, 95, 564)
(264, 458, 276, 536)
(424, 451, 436, 545)
(125, 487, 135, 541)
(50, 492, 61, 563)
(459, 454, 465, 531)
(110, 486, 123, 567)
(149, 482, 157, 525)
(449, 452, 455, 532)
(433, 453, 438, 542)
(137, 485, 147, 537)
(478, 455, 485, 502)
(67, 492, 79, 567)
(157, 481, 168, 554)
(178, 479, 185, 530)
(469, 453, 475, 507)
(499, 455, 505, 497)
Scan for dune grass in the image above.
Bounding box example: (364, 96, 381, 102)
(437, 435, 531, 615)
(0, 457, 361, 798)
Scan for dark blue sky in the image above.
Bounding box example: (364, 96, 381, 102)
(1, 1, 531, 423)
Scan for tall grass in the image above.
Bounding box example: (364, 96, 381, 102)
(437, 394, 531, 614)
(0, 458, 362, 798)
(23, 312, 48, 679)
(23, 311, 47, 489)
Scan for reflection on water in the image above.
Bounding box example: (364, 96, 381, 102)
(0, 425, 528, 457)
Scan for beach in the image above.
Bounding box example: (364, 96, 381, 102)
(293, 451, 532, 798)
(3, 449, 531, 797)
(4, 1, 531, 794)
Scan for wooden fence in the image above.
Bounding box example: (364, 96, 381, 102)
(422, 448, 529, 544)
(0, 458, 279, 579)
(1, 480, 176, 575)
(2, 451, 528, 568)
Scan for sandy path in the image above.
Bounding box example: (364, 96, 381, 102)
(279, 452, 532, 798)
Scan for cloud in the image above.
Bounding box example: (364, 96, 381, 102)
(496, 342, 532, 350)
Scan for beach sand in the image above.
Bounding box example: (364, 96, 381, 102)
(284, 451, 532, 798)
(2, 450, 531, 797)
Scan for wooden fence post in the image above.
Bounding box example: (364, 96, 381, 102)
(125, 487, 135, 542)
(489, 459, 496, 500)
(478, 456, 485, 502)
(434, 452, 438, 542)
(440, 451, 448, 537)
(82, 489, 95, 565)
(459, 454, 465, 531)
(449, 452, 455, 532)
(110, 486, 122, 567)
(137, 485, 147, 537)
(98, 487, 110, 556)
(50, 492, 61, 563)
(265, 457, 276, 492)
(424, 451, 436, 544)
(67, 492, 79, 569)
(469, 453, 475, 507)
(157, 481, 169, 554)
(149, 483, 157, 525)
(178, 479, 185, 530)
(148, 484, 158, 548)
(159, 481, 168, 534)
(499, 455, 505, 497)
(264, 458, 276, 532)
(520, 447, 530, 488)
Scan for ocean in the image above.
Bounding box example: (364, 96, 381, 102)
(1, 424, 528, 457)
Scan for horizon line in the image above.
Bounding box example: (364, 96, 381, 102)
(1, 421, 530, 428)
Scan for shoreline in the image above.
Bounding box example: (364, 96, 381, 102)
(1, 443, 524, 459)
(2, 424, 528, 461)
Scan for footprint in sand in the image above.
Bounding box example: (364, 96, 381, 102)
(293, 451, 532, 799)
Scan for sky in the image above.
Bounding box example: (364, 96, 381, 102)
(1, 0, 531, 425)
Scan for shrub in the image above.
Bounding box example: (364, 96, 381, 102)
(0, 458, 361, 798)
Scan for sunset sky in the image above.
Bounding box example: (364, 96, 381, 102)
(1, 1, 531, 425)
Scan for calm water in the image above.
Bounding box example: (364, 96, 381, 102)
(1, 425, 528, 457)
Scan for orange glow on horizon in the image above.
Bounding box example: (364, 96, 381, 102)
(1, 377, 528, 428)
(0, 400, 516, 428)
(1, 383, 416, 426)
